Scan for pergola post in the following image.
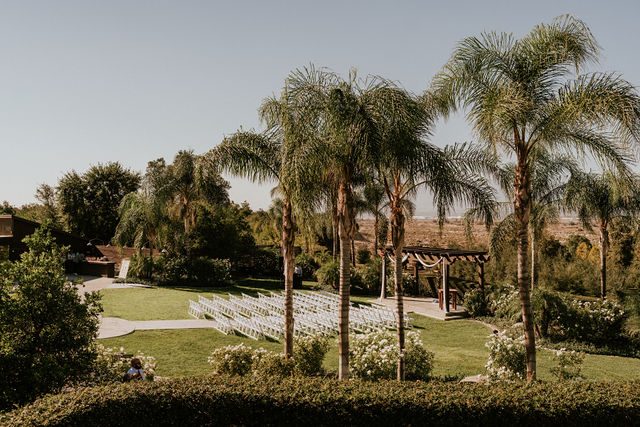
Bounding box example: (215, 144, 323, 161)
(380, 253, 387, 300)
(413, 262, 419, 294)
(442, 259, 450, 313)
(478, 262, 485, 293)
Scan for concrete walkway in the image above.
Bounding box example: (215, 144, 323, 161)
(370, 296, 468, 321)
(98, 317, 217, 339)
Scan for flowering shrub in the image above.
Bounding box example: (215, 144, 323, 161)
(485, 331, 526, 382)
(208, 344, 255, 376)
(551, 348, 585, 381)
(350, 331, 434, 380)
(91, 345, 156, 383)
(490, 285, 521, 322)
(294, 334, 330, 375)
(561, 298, 626, 342)
(209, 344, 296, 378)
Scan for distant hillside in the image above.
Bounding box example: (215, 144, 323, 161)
(357, 218, 598, 249)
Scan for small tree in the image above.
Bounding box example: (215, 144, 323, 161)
(0, 225, 102, 409)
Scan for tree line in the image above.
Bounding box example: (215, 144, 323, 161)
(213, 15, 640, 382)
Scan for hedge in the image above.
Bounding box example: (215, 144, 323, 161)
(3, 376, 640, 426)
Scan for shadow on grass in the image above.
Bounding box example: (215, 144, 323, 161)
(160, 277, 319, 298)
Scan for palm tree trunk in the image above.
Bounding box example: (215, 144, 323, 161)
(374, 211, 379, 258)
(514, 150, 536, 381)
(331, 203, 338, 262)
(337, 180, 354, 380)
(530, 228, 536, 291)
(390, 200, 405, 381)
(599, 220, 608, 299)
(282, 197, 295, 358)
(351, 238, 356, 266)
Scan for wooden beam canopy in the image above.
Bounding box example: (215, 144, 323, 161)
(382, 246, 490, 313)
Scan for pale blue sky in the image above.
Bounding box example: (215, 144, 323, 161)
(1, 0, 639, 214)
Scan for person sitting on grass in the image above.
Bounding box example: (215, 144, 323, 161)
(123, 357, 146, 381)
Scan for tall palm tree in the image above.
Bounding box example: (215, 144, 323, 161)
(212, 86, 317, 358)
(374, 88, 496, 379)
(431, 15, 640, 380)
(487, 151, 579, 289)
(565, 171, 640, 298)
(288, 67, 410, 379)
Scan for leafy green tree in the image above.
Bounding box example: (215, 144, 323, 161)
(190, 202, 256, 261)
(432, 15, 640, 380)
(565, 171, 640, 298)
(35, 183, 61, 228)
(57, 162, 141, 242)
(0, 225, 102, 409)
(0, 201, 15, 215)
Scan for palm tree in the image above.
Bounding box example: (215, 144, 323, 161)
(362, 179, 387, 260)
(374, 87, 496, 379)
(431, 15, 640, 380)
(168, 150, 230, 235)
(288, 67, 414, 379)
(487, 151, 579, 290)
(212, 85, 317, 358)
(565, 171, 640, 299)
(113, 191, 166, 280)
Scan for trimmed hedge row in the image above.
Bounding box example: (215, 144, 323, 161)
(3, 376, 640, 426)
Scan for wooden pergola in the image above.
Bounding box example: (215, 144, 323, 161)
(381, 246, 489, 313)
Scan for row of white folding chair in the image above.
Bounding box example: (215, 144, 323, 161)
(188, 300, 204, 319)
(241, 293, 272, 316)
(197, 295, 222, 318)
(231, 314, 264, 340)
(212, 311, 235, 335)
(228, 294, 258, 317)
(256, 293, 285, 315)
(251, 315, 283, 340)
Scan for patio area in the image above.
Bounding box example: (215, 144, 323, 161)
(372, 296, 468, 321)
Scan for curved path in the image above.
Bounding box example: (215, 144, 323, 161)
(73, 276, 218, 339)
(98, 317, 218, 339)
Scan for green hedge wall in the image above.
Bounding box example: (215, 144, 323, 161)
(3, 376, 640, 426)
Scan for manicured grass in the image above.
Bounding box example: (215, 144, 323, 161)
(99, 277, 640, 380)
(100, 329, 283, 377)
(100, 277, 319, 321)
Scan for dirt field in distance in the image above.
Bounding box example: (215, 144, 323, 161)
(357, 218, 598, 249)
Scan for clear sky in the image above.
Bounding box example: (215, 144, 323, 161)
(1, 0, 639, 214)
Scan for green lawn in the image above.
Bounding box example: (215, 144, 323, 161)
(99, 278, 640, 380)
(100, 277, 319, 321)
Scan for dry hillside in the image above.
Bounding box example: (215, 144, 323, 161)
(357, 218, 598, 249)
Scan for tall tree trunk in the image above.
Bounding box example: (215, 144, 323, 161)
(374, 211, 379, 258)
(282, 197, 295, 358)
(514, 149, 536, 381)
(337, 180, 355, 380)
(351, 238, 356, 266)
(530, 227, 536, 292)
(149, 246, 154, 281)
(599, 220, 608, 299)
(331, 203, 338, 262)
(390, 199, 405, 381)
